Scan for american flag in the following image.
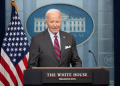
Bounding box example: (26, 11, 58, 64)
(0, 2, 29, 86)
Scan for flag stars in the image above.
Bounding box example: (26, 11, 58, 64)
(21, 32, 24, 35)
(16, 37, 19, 41)
(11, 48, 14, 52)
(17, 32, 20, 36)
(15, 16, 17, 20)
(14, 27, 17, 31)
(8, 37, 12, 41)
(5, 33, 8, 36)
(23, 48, 26, 51)
(7, 43, 11, 47)
(24, 37, 27, 41)
(19, 42, 23, 46)
(15, 21, 17, 25)
(4, 38, 7, 41)
(15, 11, 17, 14)
(12, 21, 14, 25)
(17, 27, 20, 30)
(15, 48, 18, 52)
(15, 43, 18, 46)
(3, 43, 6, 47)
(13, 58, 16, 62)
(18, 17, 20, 19)
(10, 32, 12, 36)
(10, 53, 13, 57)
(12, 37, 15, 41)
(14, 53, 17, 57)
(19, 48, 22, 51)
(21, 27, 23, 30)
(11, 27, 13, 31)
(6, 48, 9, 52)
(12, 43, 14, 46)
(13, 32, 16, 36)
(20, 37, 23, 41)
(18, 53, 21, 57)
(24, 42, 27, 46)
(13, 16, 15, 20)
(14, 27, 17, 30)
(18, 21, 20, 25)
(9, 22, 11, 25)
(8, 27, 10, 31)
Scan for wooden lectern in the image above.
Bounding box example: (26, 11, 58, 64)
(23, 67, 109, 86)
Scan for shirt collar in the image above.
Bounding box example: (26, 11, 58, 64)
(48, 28, 60, 38)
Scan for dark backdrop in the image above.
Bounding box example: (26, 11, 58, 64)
(114, 0, 120, 86)
(0, 0, 120, 86)
(0, 0, 5, 54)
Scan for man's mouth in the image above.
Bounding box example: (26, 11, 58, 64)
(52, 28, 58, 30)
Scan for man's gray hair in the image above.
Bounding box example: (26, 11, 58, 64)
(45, 9, 62, 20)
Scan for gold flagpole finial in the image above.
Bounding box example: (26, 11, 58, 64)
(11, 0, 18, 13)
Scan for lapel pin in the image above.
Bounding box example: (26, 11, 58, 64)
(63, 36, 65, 38)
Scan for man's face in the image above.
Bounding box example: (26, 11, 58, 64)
(45, 12, 62, 34)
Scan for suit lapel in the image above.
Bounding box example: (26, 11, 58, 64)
(43, 29, 59, 62)
(60, 31, 66, 64)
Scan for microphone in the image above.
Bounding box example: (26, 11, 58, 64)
(36, 51, 43, 67)
(88, 50, 98, 67)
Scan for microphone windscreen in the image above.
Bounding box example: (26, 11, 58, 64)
(88, 50, 91, 52)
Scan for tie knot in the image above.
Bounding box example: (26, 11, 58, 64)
(54, 35, 57, 38)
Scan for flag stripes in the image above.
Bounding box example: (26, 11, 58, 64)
(22, 56, 28, 69)
(0, 72, 10, 86)
(0, 48, 29, 86)
(15, 65, 23, 85)
(0, 64, 14, 86)
(0, 57, 18, 86)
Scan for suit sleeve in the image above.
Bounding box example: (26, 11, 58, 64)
(71, 35, 82, 67)
(27, 36, 40, 68)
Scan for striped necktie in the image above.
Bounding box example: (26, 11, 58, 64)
(54, 35, 61, 62)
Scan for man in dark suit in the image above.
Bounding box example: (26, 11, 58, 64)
(27, 9, 82, 68)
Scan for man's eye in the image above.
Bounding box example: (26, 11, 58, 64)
(50, 21, 53, 23)
(56, 21, 59, 23)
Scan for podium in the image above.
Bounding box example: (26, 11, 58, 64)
(23, 67, 109, 86)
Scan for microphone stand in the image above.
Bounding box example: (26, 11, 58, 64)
(88, 50, 98, 67)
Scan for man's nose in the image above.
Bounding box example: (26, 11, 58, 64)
(53, 23, 57, 26)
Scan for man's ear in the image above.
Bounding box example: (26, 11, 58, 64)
(45, 19, 48, 26)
